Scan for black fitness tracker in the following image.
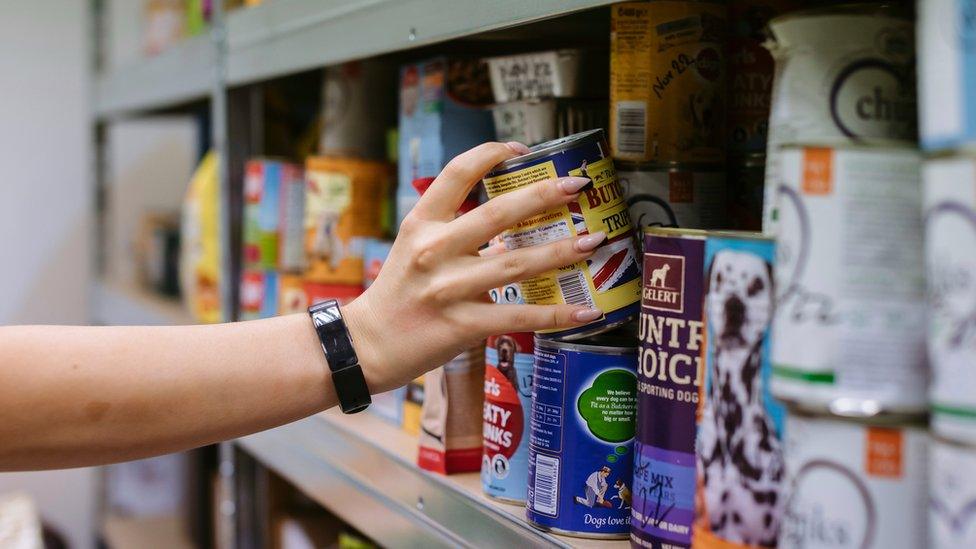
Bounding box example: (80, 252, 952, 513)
(308, 300, 371, 414)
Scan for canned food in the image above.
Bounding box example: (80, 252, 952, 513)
(305, 156, 391, 285)
(728, 154, 765, 231)
(483, 129, 641, 340)
(527, 332, 638, 539)
(611, 1, 728, 164)
(698, 231, 785, 547)
(780, 409, 928, 549)
(919, 0, 976, 152)
(632, 227, 706, 548)
(762, 5, 916, 231)
(482, 281, 534, 504)
(277, 273, 307, 315)
(727, 0, 799, 155)
(923, 156, 976, 443)
(930, 436, 976, 549)
(362, 238, 392, 289)
(619, 164, 728, 230)
(771, 145, 927, 416)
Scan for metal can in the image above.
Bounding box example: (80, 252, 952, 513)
(632, 227, 706, 548)
(923, 156, 976, 443)
(771, 145, 927, 416)
(526, 332, 638, 538)
(482, 281, 535, 504)
(610, 1, 728, 164)
(780, 409, 928, 549)
(762, 5, 916, 231)
(930, 436, 976, 549)
(728, 153, 765, 231)
(698, 231, 785, 547)
(619, 164, 728, 230)
(919, 0, 976, 152)
(483, 129, 641, 340)
(727, 0, 799, 155)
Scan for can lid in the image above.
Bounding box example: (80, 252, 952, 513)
(778, 140, 919, 153)
(769, 2, 912, 28)
(490, 129, 605, 173)
(784, 399, 928, 428)
(535, 323, 638, 353)
(705, 230, 774, 242)
(615, 160, 727, 173)
(642, 226, 709, 239)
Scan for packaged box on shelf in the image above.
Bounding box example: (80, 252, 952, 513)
(320, 61, 397, 160)
(240, 270, 279, 321)
(278, 274, 308, 315)
(362, 238, 392, 289)
(402, 377, 425, 436)
(305, 156, 391, 285)
(303, 282, 363, 307)
(244, 159, 305, 272)
(135, 213, 181, 296)
(370, 388, 406, 427)
(180, 151, 223, 324)
(397, 57, 495, 226)
(485, 49, 607, 103)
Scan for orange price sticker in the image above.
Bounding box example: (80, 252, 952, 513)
(802, 147, 834, 195)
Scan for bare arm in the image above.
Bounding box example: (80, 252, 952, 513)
(0, 142, 605, 471)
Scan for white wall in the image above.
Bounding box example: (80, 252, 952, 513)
(0, 2, 97, 548)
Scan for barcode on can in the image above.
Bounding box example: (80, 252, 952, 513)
(557, 270, 595, 309)
(614, 101, 647, 155)
(532, 453, 560, 516)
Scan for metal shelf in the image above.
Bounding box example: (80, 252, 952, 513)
(91, 280, 195, 326)
(93, 33, 215, 118)
(226, 0, 615, 86)
(238, 410, 629, 549)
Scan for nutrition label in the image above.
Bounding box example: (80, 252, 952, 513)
(530, 349, 566, 453)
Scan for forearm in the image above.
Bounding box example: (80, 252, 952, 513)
(0, 314, 335, 471)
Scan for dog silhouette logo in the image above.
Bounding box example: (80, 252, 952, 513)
(644, 254, 684, 313)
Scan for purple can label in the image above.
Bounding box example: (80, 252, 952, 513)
(632, 232, 705, 548)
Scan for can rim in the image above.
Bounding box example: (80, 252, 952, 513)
(615, 160, 727, 172)
(490, 129, 605, 172)
(642, 226, 709, 239)
(783, 399, 928, 427)
(768, 2, 911, 27)
(534, 333, 637, 354)
(705, 230, 774, 242)
(777, 141, 920, 153)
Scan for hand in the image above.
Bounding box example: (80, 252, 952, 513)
(342, 141, 606, 393)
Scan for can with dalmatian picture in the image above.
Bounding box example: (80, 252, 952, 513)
(482, 280, 534, 504)
(771, 145, 927, 416)
(483, 129, 641, 341)
(923, 155, 976, 443)
(698, 231, 785, 548)
(526, 331, 638, 539)
(632, 227, 706, 549)
(619, 165, 728, 230)
(780, 408, 928, 549)
(930, 436, 976, 549)
(762, 5, 915, 232)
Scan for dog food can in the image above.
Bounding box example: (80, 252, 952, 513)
(526, 332, 638, 538)
(771, 145, 927, 415)
(919, 0, 976, 152)
(611, 1, 728, 165)
(632, 227, 706, 548)
(780, 409, 928, 549)
(923, 156, 976, 443)
(728, 154, 765, 231)
(619, 164, 728, 230)
(727, 0, 799, 155)
(930, 436, 976, 548)
(483, 129, 641, 340)
(482, 281, 535, 504)
(699, 231, 785, 547)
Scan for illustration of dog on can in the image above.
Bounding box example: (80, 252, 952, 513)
(697, 242, 785, 547)
(649, 263, 671, 288)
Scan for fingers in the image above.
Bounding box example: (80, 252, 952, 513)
(447, 176, 592, 250)
(478, 240, 508, 257)
(464, 232, 607, 293)
(475, 304, 604, 335)
(412, 141, 529, 221)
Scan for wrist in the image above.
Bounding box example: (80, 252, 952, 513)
(340, 297, 387, 394)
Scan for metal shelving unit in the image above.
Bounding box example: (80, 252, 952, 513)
(89, 1, 619, 547)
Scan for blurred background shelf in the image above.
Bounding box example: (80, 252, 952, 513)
(239, 409, 628, 549)
(102, 514, 195, 549)
(91, 280, 194, 326)
(93, 33, 215, 118)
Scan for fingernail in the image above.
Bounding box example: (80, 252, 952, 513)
(505, 141, 531, 155)
(575, 231, 607, 252)
(557, 176, 591, 194)
(572, 308, 604, 322)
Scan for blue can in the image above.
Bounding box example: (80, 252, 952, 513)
(526, 332, 638, 539)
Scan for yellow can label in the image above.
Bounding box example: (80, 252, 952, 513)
(610, 1, 728, 164)
(483, 156, 641, 329)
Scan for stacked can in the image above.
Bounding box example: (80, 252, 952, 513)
(920, 2, 976, 546)
(482, 129, 642, 537)
(485, 50, 608, 147)
(611, 1, 730, 231)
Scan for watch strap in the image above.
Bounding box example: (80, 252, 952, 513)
(308, 300, 371, 414)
